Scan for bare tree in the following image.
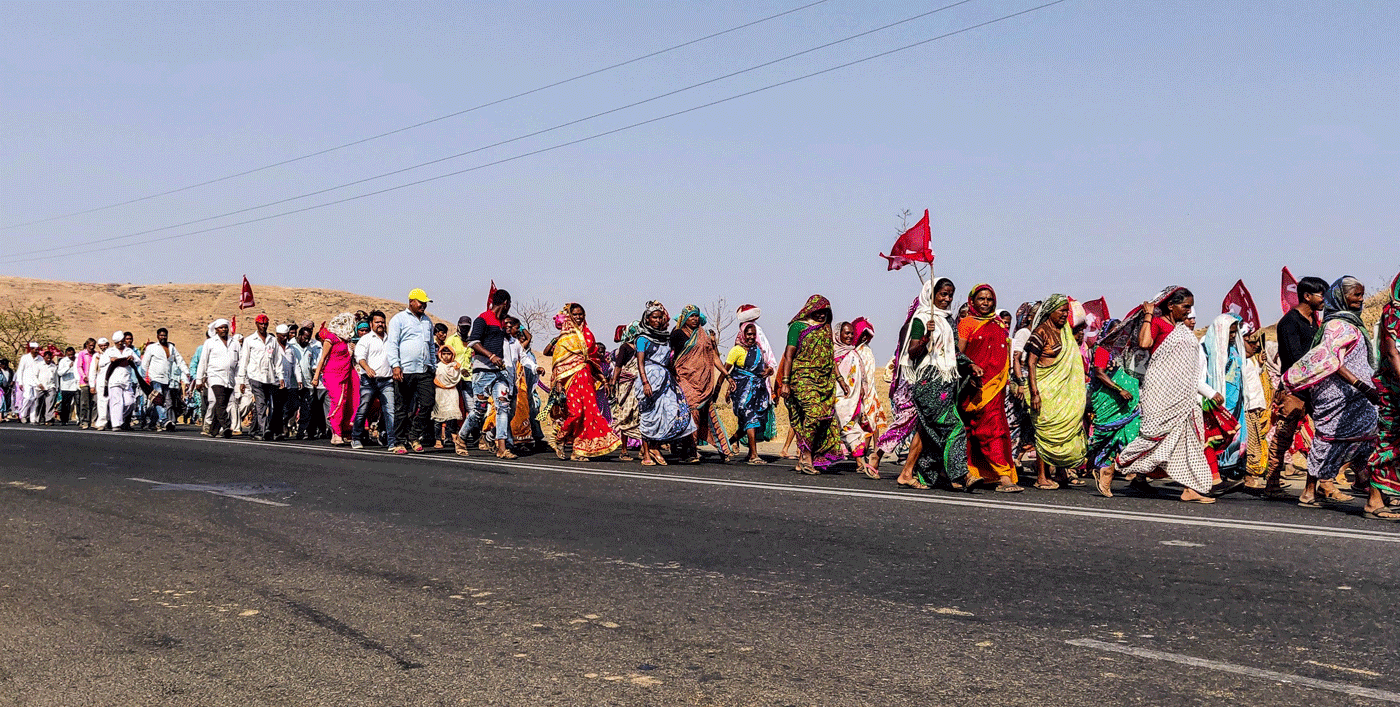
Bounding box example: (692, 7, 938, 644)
(514, 298, 556, 346)
(0, 301, 66, 362)
(703, 297, 735, 346)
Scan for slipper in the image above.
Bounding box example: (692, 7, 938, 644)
(862, 467, 880, 480)
(1362, 508, 1400, 521)
(640, 459, 656, 466)
(496, 450, 518, 460)
(1297, 498, 1323, 508)
(1032, 481, 1060, 491)
(1180, 495, 1216, 504)
(994, 484, 1024, 493)
(746, 458, 768, 466)
(897, 480, 930, 490)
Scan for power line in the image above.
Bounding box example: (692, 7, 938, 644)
(5, 0, 985, 257)
(8, 0, 985, 259)
(0, 0, 831, 231)
(0, 0, 1069, 266)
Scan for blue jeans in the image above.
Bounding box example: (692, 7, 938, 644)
(145, 382, 172, 427)
(354, 375, 397, 446)
(459, 369, 513, 444)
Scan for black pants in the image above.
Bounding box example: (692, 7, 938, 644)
(58, 390, 75, 423)
(210, 385, 233, 435)
(299, 388, 327, 439)
(270, 387, 294, 437)
(393, 372, 434, 447)
(249, 381, 277, 438)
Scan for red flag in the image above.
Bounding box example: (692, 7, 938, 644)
(879, 210, 934, 271)
(1280, 266, 1298, 316)
(1081, 298, 1110, 334)
(486, 280, 497, 309)
(239, 276, 256, 310)
(230, 316, 237, 335)
(1222, 279, 1261, 332)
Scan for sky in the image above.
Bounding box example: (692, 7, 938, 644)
(2, 0, 1397, 356)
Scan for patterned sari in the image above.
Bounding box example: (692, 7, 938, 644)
(898, 279, 969, 486)
(878, 295, 922, 456)
(1369, 272, 1400, 496)
(786, 295, 842, 468)
(1284, 278, 1377, 481)
(1086, 322, 1141, 469)
(610, 334, 642, 440)
(1201, 313, 1248, 478)
(1116, 322, 1214, 493)
(673, 305, 732, 456)
(635, 302, 697, 443)
(1028, 296, 1088, 468)
(726, 337, 775, 443)
(551, 305, 621, 457)
(957, 285, 1015, 483)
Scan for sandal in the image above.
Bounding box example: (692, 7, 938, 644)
(570, 454, 590, 462)
(897, 479, 930, 490)
(994, 483, 1024, 493)
(641, 458, 656, 466)
(1095, 470, 1114, 498)
(861, 466, 880, 480)
(1032, 481, 1060, 491)
(1319, 487, 1352, 503)
(1361, 508, 1400, 521)
(496, 450, 518, 460)
(1297, 497, 1323, 508)
(747, 458, 768, 466)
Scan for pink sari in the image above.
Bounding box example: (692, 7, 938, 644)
(319, 329, 359, 437)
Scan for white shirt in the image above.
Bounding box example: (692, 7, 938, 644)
(1196, 343, 1218, 400)
(277, 342, 303, 388)
(141, 342, 186, 386)
(196, 336, 241, 388)
(33, 360, 57, 391)
(501, 338, 537, 378)
(1242, 358, 1266, 411)
(16, 353, 37, 388)
(57, 357, 79, 392)
(102, 346, 139, 389)
(1011, 328, 1032, 354)
(238, 332, 282, 386)
(88, 349, 109, 391)
(355, 332, 391, 378)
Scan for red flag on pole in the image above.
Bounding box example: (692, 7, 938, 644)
(486, 280, 497, 309)
(1222, 279, 1261, 332)
(1280, 266, 1298, 316)
(230, 316, 237, 335)
(239, 276, 256, 310)
(1081, 298, 1110, 335)
(879, 210, 935, 271)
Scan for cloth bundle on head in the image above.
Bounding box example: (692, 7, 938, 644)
(851, 317, 875, 345)
(736, 304, 761, 323)
(618, 321, 641, 345)
(553, 312, 567, 330)
(1070, 299, 1086, 329)
(327, 312, 355, 340)
(1014, 302, 1039, 332)
(1097, 285, 1186, 366)
(676, 304, 707, 327)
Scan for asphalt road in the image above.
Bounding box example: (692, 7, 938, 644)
(2, 424, 1398, 706)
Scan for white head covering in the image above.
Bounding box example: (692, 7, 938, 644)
(275, 324, 289, 335)
(112, 331, 124, 342)
(1202, 313, 1244, 394)
(735, 304, 762, 324)
(899, 277, 958, 383)
(96, 337, 109, 345)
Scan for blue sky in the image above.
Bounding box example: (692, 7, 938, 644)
(2, 0, 1396, 356)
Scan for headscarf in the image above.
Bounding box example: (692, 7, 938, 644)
(676, 304, 707, 328)
(851, 317, 875, 346)
(1315, 275, 1373, 363)
(327, 312, 355, 340)
(1014, 301, 1039, 333)
(736, 305, 762, 323)
(833, 321, 856, 360)
(899, 277, 957, 383)
(789, 295, 831, 325)
(618, 321, 641, 346)
(965, 284, 998, 322)
(638, 301, 671, 341)
(1031, 294, 1070, 333)
(1202, 313, 1244, 394)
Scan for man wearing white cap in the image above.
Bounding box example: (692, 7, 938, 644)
(14, 342, 39, 424)
(195, 319, 240, 438)
(238, 313, 284, 441)
(88, 338, 111, 430)
(271, 323, 302, 440)
(102, 331, 140, 429)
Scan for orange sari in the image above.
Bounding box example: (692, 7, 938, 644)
(957, 285, 1016, 483)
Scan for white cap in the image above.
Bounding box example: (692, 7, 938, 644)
(112, 331, 124, 341)
(96, 337, 109, 345)
(275, 324, 289, 335)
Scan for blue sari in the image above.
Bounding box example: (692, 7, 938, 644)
(727, 345, 775, 443)
(635, 334, 697, 442)
(1202, 314, 1248, 477)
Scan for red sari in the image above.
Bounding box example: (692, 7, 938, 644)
(551, 306, 621, 457)
(957, 285, 1016, 483)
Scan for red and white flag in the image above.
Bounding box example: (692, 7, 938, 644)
(879, 210, 935, 271)
(239, 275, 256, 310)
(1223, 279, 1261, 332)
(1280, 266, 1298, 315)
(486, 280, 497, 309)
(1081, 297, 1110, 335)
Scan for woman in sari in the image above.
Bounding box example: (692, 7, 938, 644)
(635, 301, 697, 465)
(957, 284, 1021, 492)
(1086, 318, 1141, 483)
(671, 305, 732, 463)
(875, 296, 923, 467)
(310, 313, 359, 446)
(1365, 272, 1400, 519)
(833, 320, 881, 477)
(775, 295, 845, 475)
(609, 322, 643, 461)
(892, 278, 969, 490)
(1108, 288, 1215, 503)
(1025, 295, 1088, 489)
(1200, 313, 1249, 489)
(550, 303, 621, 461)
(725, 321, 775, 464)
(1282, 276, 1380, 509)
(851, 318, 889, 475)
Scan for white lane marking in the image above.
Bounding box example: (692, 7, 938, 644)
(1066, 639, 1400, 703)
(8, 426, 1400, 542)
(1306, 660, 1384, 678)
(127, 477, 291, 507)
(1159, 540, 1205, 547)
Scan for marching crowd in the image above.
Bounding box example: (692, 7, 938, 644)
(3, 273, 1397, 521)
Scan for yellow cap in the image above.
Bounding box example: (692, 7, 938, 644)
(409, 288, 432, 303)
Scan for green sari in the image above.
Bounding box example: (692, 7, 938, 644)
(786, 296, 842, 469)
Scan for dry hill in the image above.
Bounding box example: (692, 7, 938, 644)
(0, 276, 433, 353)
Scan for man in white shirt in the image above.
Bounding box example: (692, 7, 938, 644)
(29, 349, 58, 424)
(195, 319, 240, 438)
(238, 314, 284, 441)
(140, 327, 187, 431)
(102, 332, 140, 430)
(289, 325, 324, 440)
(15, 342, 39, 424)
(271, 324, 302, 440)
(57, 347, 79, 425)
(352, 310, 397, 451)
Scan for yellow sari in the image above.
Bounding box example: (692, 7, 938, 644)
(1032, 321, 1088, 468)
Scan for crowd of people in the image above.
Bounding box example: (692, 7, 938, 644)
(3, 273, 1397, 521)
